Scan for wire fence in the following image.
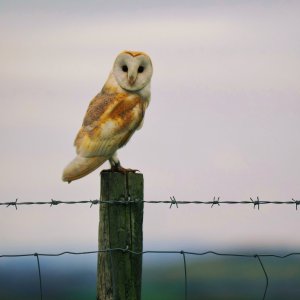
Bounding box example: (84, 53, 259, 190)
(1, 248, 300, 300)
(1, 196, 300, 210)
(1, 197, 299, 300)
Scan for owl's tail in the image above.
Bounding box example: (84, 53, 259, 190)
(62, 155, 108, 183)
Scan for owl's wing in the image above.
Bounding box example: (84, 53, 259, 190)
(74, 91, 144, 158)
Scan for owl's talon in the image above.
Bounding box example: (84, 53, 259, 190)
(111, 165, 139, 174)
(101, 166, 139, 174)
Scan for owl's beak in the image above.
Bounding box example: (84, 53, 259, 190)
(128, 74, 136, 86)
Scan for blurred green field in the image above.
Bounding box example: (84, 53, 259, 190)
(1, 252, 300, 299)
(142, 255, 300, 300)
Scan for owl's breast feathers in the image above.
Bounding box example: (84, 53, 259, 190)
(74, 90, 147, 158)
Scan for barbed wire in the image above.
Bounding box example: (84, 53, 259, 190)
(1, 196, 300, 210)
(2, 196, 299, 298)
(1, 248, 300, 300)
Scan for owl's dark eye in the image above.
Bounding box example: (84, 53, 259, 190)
(122, 65, 128, 72)
(138, 66, 144, 73)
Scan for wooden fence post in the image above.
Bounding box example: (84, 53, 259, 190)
(96, 171, 144, 300)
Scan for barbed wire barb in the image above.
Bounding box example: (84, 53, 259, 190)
(169, 196, 178, 208)
(89, 199, 100, 208)
(211, 196, 220, 208)
(292, 198, 300, 210)
(50, 199, 59, 207)
(250, 196, 260, 210)
(6, 198, 18, 210)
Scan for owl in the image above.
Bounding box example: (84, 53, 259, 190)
(62, 51, 153, 183)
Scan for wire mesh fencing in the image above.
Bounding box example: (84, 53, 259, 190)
(1, 248, 300, 300)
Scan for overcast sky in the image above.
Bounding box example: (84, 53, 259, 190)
(1, 1, 300, 254)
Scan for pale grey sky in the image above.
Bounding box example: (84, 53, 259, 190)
(1, 1, 300, 253)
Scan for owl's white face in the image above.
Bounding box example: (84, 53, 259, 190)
(112, 51, 153, 92)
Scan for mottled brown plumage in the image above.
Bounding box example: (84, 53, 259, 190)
(62, 51, 152, 182)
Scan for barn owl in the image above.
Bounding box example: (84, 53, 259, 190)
(62, 51, 153, 183)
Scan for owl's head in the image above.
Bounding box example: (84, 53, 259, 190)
(112, 51, 153, 92)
